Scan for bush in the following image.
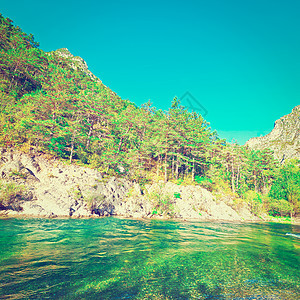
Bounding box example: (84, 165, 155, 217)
(0, 181, 28, 211)
(174, 175, 214, 190)
(195, 176, 212, 184)
(149, 192, 174, 217)
(87, 153, 101, 168)
(174, 192, 181, 199)
(243, 190, 264, 216)
(9, 170, 27, 179)
(85, 193, 106, 210)
(176, 178, 184, 185)
(195, 175, 214, 191)
(268, 198, 292, 217)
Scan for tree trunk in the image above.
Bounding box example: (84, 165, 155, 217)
(192, 158, 195, 181)
(117, 127, 131, 153)
(262, 174, 266, 193)
(175, 155, 179, 180)
(236, 164, 240, 191)
(231, 160, 235, 193)
(86, 119, 95, 149)
(69, 140, 74, 164)
(171, 154, 174, 179)
(157, 155, 161, 178)
(164, 153, 168, 183)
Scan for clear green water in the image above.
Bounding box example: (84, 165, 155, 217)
(0, 218, 299, 299)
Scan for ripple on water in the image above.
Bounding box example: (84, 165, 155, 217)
(0, 218, 299, 299)
(286, 232, 300, 238)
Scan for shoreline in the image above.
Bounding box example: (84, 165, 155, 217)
(1, 148, 299, 226)
(1, 211, 299, 225)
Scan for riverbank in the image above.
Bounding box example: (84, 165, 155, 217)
(1, 212, 300, 225)
(0, 148, 298, 224)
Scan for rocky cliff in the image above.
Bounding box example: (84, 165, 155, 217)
(0, 148, 256, 222)
(246, 105, 300, 162)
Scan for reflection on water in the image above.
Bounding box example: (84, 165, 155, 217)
(0, 218, 299, 299)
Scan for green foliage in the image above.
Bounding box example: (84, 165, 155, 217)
(1, 14, 299, 217)
(85, 193, 106, 210)
(243, 190, 263, 216)
(268, 198, 292, 217)
(195, 176, 212, 184)
(195, 175, 214, 191)
(149, 192, 174, 217)
(70, 185, 83, 201)
(176, 178, 184, 185)
(174, 192, 181, 199)
(0, 181, 28, 210)
(87, 153, 102, 169)
(269, 161, 300, 216)
(9, 170, 27, 179)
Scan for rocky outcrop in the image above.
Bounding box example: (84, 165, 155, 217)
(0, 148, 105, 217)
(0, 148, 255, 221)
(52, 48, 100, 82)
(118, 181, 255, 221)
(0, 148, 135, 218)
(246, 105, 300, 162)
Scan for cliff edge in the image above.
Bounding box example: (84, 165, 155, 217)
(246, 105, 300, 162)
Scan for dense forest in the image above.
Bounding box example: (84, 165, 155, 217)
(0, 14, 299, 217)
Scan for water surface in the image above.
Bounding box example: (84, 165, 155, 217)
(0, 218, 299, 299)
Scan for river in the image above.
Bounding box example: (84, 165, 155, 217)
(0, 218, 299, 299)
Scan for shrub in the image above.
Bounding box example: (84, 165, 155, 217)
(85, 193, 106, 210)
(195, 176, 212, 184)
(176, 178, 183, 185)
(9, 170, 27, 179)
(195, 175, 214, 191)
(243, 190, 264, 216)
(0, 181, 28, 211)
(268, 199, 292, 217)
(87, 153, 101, 168)
(73, 188, 83, 201)
(149, 192, 174, 217)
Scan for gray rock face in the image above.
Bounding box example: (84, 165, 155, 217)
(0, 148, 136, 218)
(0, 148, 103, 217)
(53, 48, 100, 82)
(246, 105, 300, 162)
(0, 149, 255, 221)
(131, 181, 256, 222)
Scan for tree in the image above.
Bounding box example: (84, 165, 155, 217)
(269, 160, 300, 217)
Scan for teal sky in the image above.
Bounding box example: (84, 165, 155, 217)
(1, 0, 299, 144)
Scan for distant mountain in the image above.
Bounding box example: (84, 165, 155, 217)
(246, 105, 300, 162)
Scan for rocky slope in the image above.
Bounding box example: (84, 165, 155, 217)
(0, 148, 256, 222)
(53, 48, 100, 82)
(246, 105, 300, 162)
